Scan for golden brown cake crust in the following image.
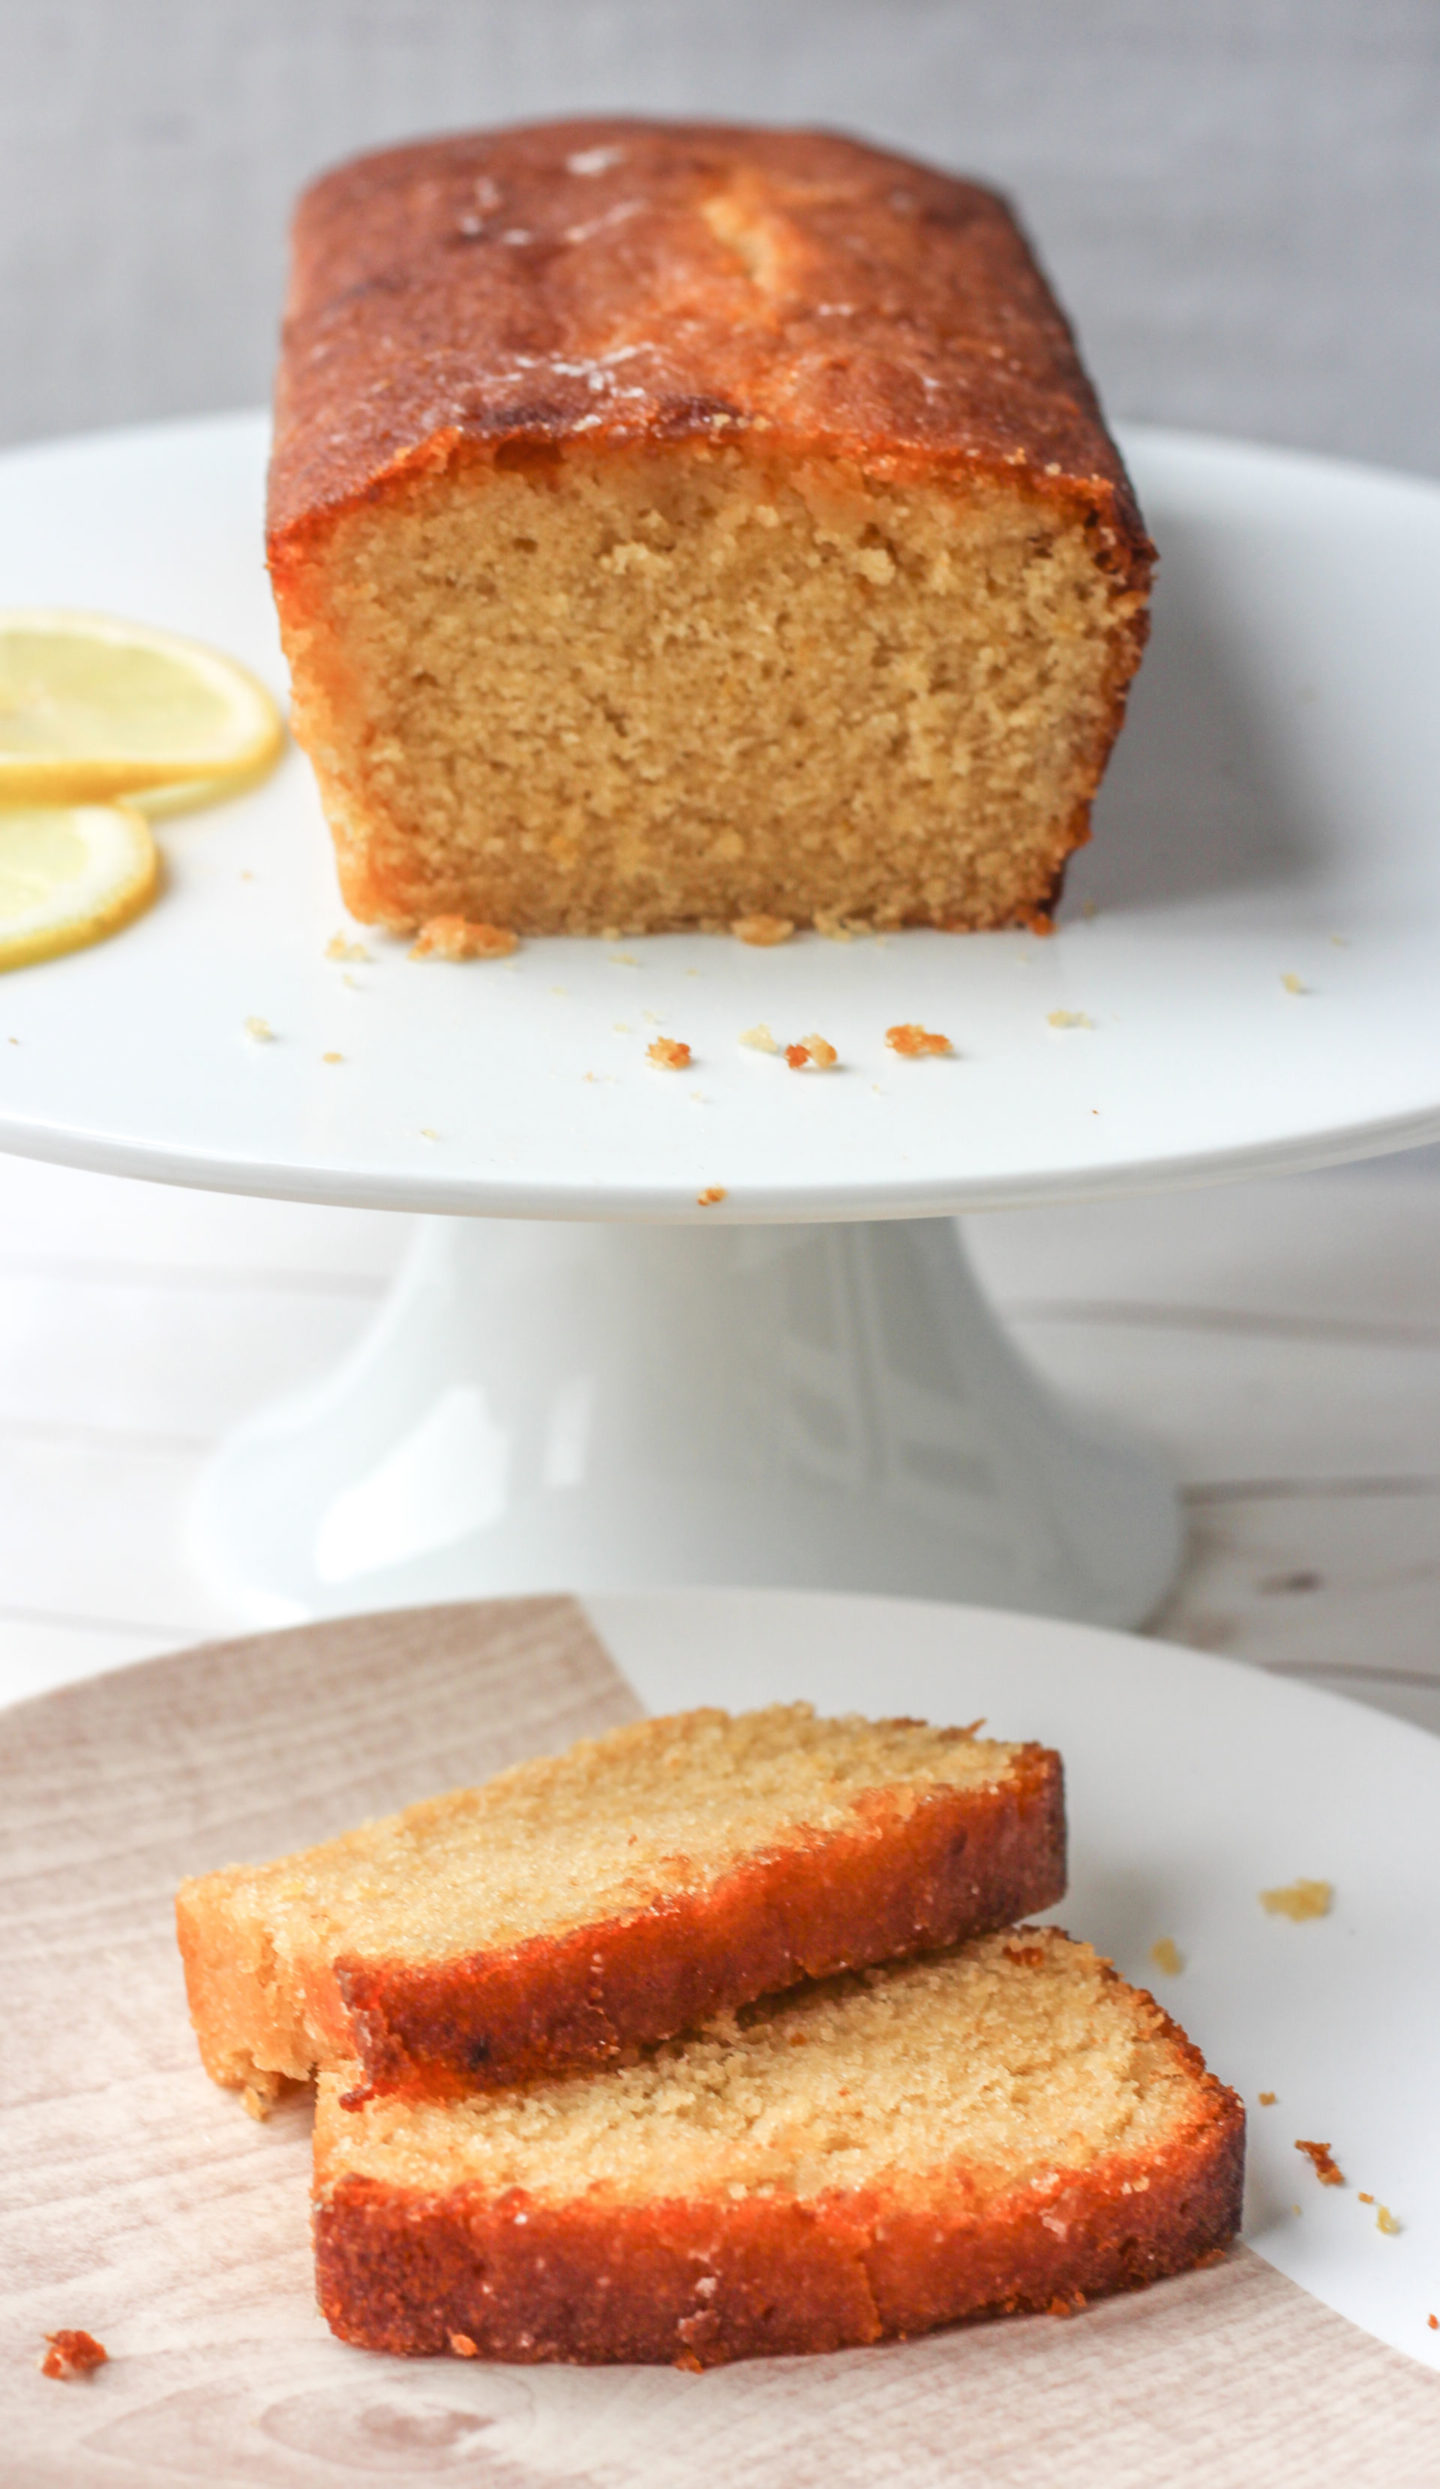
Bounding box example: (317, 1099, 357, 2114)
(268, 120, 1152, 940)
(313, 1955, 1245, 2366)
(334, 1751, 1065, 2099)
(268, 117, 1150, 572)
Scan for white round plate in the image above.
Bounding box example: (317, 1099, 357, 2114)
(590, 1588, 1440, 2371)
(1, 415, 1438, 1220)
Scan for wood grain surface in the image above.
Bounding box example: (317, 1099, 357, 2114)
(3, 1595, 1438, 2487)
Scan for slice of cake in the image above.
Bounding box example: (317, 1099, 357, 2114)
(176, 1704, 1064, 2104)
(312, 1928, 1244, 2365)
(268, 118, 1152, 938)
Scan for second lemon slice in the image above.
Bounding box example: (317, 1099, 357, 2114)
(0, 609, 284, 803)
(0, 804, 159, 970)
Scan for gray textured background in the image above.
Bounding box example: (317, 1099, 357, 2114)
(2, 0, 1437, 473)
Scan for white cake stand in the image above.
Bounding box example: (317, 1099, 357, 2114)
(2, 415, 1438, 1629)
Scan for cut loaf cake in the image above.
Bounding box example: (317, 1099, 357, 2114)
(269, 119, 1152, 938)
(313, 1927, 1244, 2365)
(176, 1704, 1063, 2106)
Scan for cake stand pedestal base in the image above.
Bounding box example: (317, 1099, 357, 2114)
(191, 1216, 1181, 1631)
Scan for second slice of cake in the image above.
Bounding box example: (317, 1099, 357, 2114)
(312, 1929, 1244, 2365)
(177, 1703, 1063, 2104)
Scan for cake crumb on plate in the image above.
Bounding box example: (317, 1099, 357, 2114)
(1149, 1938, 1184, 1977)
(1296, 2140, 1344, 2186)
(886, 1023, 952, 1057)
(786, 1033, 837, 1070)
(409, 916, 518, 961)
(1261, 1878, 1332, 1920)
(647, 1037, 691, 1069)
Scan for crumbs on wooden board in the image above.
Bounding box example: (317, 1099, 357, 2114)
(40, 2331, 107, 2381)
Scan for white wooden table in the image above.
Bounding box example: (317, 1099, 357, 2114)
(1, 1145, 1436, 1734)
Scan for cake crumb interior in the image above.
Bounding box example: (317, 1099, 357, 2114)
(204, 1703, 1023, 1967)
(317, 1933, 1192, 2205)
(285, 444, 1144, 934)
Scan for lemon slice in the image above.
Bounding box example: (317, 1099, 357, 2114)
(0, 803, 159, 970)
(0, 610, 284, 803)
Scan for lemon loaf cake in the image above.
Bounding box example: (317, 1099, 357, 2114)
(176, 1704, 1063, 2104)
(268, 118, 1153, 938)
(312, 1928, 1244, 2365)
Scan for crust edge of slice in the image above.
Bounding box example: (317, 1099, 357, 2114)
(311, 1939, 1245, 2366)
(335, 1750, 1065, 2098)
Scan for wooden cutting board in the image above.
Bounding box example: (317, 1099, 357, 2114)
(3, 1596, 1437, 2489)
